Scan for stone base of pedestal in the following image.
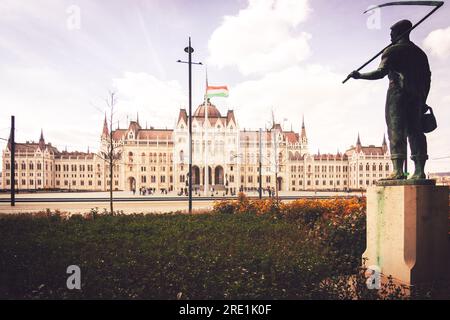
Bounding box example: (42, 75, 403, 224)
(363, 182, 449, 286)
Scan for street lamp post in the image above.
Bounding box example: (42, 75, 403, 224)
(10, 116, 15, 207)
(273, 130, 279, 202)
(177, 37, 202, 214)
(259, 128, 262, 200)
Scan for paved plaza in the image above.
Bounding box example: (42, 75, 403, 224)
(0, 190, 363, 215)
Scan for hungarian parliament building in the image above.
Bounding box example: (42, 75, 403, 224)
(1, 101, 392, 193)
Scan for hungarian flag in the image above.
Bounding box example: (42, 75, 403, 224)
(206, 85, 229, 98)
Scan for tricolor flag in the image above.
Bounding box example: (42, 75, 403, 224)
(206, 85, 229, 98)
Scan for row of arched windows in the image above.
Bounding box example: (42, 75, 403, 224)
(127, 152, 172, 164)
(355, 163, 390, 172)
(5, 161, 42, 170)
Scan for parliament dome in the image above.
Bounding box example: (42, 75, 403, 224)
(194, 101, 221, 118)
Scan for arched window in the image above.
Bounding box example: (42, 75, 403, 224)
(180, 150, 184, 162)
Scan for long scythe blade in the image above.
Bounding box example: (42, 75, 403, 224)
(343, 1, 445, 84)
(363, 1, 444, 13)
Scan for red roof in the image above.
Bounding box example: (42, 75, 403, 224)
(112, 130, 127, 141)
(177, 109, 188, 124)
(13, 142, 59, 154)
(137, 130, 173, 141)
(346, 146, 386, 156)
(284, 132, 300, 144)
(226, 110, 236, 124)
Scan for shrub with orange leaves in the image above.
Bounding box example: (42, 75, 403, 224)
(214, 196, 365, 222)
(213, 196, 367, 270)
(213, 193, 281, 216)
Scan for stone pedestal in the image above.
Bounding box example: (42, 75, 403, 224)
(363, 181, 449, 286)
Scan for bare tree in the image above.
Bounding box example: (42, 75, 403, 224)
(97, 92, 122, 214)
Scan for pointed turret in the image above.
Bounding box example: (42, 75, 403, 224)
(39, 129, 45, 150)
(356, 133, 362, 152)
(7, 130, 12, 151)
(300, 115, 308, 144)
(137, 112, 140, 125)
(102, 114, 109, 138)
(382, 134, 388, 153)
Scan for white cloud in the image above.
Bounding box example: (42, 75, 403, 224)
(208, 0, 312, 76)
(0, 65, 97, 151)
(229, 65, 387, 153)
(112, 72, 186, 129)
(423, 26, 450, 59)
(207, 0, 388, 154)
(0, 68, 188, 157)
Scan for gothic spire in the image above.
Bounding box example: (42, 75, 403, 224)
(382, 134, 388, 153)
(7, 129, 11, 150)
(300, 115, 308, 143)
(39, 129, 45, 150)
(356, 133, 362, 152)
(356, 133, 361, 146)
(102, 113, 109, 137)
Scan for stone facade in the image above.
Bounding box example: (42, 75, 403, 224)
(1, 102, 392, 192)
(428, 172, 450, 186)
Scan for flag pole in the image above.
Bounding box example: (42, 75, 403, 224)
(204, 67, 209, 196)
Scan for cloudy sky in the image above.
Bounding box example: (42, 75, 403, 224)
(1, 0, 449, 172)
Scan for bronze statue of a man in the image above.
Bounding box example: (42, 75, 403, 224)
(350, 20, 431, 180)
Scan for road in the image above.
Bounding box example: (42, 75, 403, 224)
(0, 190, 363, 215)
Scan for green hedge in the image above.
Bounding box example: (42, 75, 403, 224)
(0, 209, 447, 300)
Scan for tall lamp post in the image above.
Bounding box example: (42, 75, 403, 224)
(259, 128, 263, 199)
(177, 37, 202, 214)
(10, 116, 15, 207)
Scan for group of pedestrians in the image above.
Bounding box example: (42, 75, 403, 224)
(131, 187, 169, 196)
(177, 187, 237, 197)
(238, 186, 276, 198)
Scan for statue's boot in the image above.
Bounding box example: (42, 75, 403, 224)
(409, 159, 426, 180)
(386, 159, 407, 180)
